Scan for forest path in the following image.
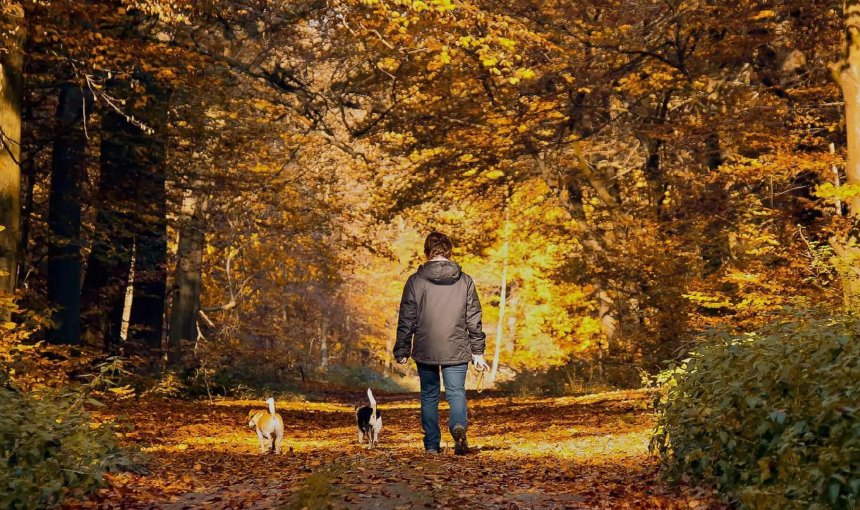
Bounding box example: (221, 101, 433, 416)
(68, 389, 723, 509)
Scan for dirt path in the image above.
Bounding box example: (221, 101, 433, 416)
(66, 389, 724, 509)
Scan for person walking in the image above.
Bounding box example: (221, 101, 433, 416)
(393, 232, 489, 455)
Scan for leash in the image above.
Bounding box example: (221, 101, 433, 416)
(475, 369, 485, 394)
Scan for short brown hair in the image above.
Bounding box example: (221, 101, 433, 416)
(424, 232, 453, 259)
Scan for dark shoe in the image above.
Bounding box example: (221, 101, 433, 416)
(425, 448, 440, 454)
(452, 425, 468, 455)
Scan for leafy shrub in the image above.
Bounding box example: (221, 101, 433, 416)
(0, 382, 132, 509)
(652, 308, 860, 509)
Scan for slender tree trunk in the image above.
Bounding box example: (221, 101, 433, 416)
(0, 4, 24, 309)
(342, 313, 352, 363)
(127, 79, 170, 353)
(489, 204, 510, 383)
(505, 292, 517, 353)
(46, 84, 92, 344)
(168, 189, 207, 364)
(832, 0, 860, 309)
(320, 314, 329, 369)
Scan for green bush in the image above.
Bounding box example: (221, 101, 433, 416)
(0, 384, 132, 509)
(652, 308, 860, 509)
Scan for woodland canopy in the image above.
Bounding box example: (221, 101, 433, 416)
(2, 1, 860, 508)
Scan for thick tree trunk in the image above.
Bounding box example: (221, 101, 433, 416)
(128, 223, 167, 352)
(167, 189, 206, 364)
(832, 0, 860, 310)
(489, 204, 510, 384)
(837, 15, 860, 217)
(127, 80, 170, 353)
(80, 105, 138, 349)
(46, 84, 92, 345)
(0, 4, 24, 307)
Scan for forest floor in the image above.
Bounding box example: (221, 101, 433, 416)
(65, 389, 725, 509)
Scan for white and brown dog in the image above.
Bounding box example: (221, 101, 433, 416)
(355, 388, 382, 448)
(248, 397, 284, 454)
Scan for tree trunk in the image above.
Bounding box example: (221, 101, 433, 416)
(597, 286, 619, 355)
(80, 108, 138, 349)
(168, 189, 207, 364)
(505, 292, 517, 353)
(0, 4, 24, 309)
(832, 0, 860, 310)
(489, 204, 510, 384)
(46, 84, 92, 344)
(127, 79, 170, 353)
(319, 314, 329, 369)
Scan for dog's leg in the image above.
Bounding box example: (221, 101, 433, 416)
(274, 428, 283, 454)
(357, 429, 364, 445)
(256, 429, 267, 454)
(373, 418, 382, 447)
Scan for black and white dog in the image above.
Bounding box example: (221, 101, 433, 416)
(355, 388, 382, 448)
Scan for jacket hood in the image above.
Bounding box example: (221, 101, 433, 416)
(417, 260, 462, 285)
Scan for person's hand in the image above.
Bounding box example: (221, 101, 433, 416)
(397, 357, 408, 365)
(472, 354, 490, 372)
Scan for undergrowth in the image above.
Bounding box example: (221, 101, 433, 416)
(652, 307, 860, 509)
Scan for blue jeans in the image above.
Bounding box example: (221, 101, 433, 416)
(417, 362, 468, 450)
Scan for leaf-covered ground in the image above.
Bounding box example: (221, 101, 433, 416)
(66, 389, 725, 509)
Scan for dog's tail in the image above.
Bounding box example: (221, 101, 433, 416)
(266, 397, 276, 417)
(367, 388, 377, 421)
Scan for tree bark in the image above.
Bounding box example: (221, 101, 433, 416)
(0, 4, 24, 308)
(46, 84, 93, 344)
(127, 79, 171, 353)
(167, 188, 207, 364)
(832, 0, 860, 309)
